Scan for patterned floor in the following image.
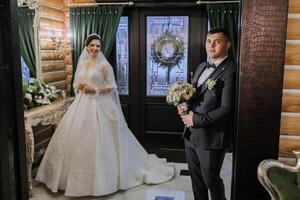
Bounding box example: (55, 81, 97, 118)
(30, 153, 232, 200)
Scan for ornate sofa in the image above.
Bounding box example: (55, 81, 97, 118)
(257, 151, 300, 200)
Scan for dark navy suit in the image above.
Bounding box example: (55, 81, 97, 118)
(184, 58, 236, 200)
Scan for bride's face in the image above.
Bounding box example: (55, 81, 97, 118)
(87, 39, 101, 58)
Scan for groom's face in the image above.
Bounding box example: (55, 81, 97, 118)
(205, 32, 231, 60)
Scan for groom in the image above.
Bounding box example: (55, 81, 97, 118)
(178, 28, 236, 200)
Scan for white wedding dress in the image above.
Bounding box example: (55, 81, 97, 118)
(36, 50, 175, 197)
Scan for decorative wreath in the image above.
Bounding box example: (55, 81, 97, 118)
(151, 32, 185, 69)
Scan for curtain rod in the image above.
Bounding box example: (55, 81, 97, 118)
(196, 0, 239, 4)
(69, 1, 134, 8)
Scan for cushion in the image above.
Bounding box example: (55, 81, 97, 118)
(267, 166, 300, 200)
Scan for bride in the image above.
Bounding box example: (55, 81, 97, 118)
(36, 33, 175, 197)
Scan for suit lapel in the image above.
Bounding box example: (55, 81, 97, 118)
(198, 59, 229, 95)
(192, 63, 206, 87)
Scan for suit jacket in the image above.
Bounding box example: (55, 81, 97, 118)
(183, 58, 236, 150)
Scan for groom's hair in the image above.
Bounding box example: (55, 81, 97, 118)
(85, 33, 101, 46)
(207, 28, 231, 42)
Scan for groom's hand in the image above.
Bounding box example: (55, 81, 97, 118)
(181, 111, 194, 127)
(177, 103, 185, 115)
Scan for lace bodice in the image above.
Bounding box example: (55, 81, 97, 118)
(75, 61, 117, 90)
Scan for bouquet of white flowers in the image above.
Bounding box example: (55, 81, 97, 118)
(166, 81, 196, 114)
(23, 78, 65, 110)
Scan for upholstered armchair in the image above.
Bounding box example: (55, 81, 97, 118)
(257, 151, 300, 200)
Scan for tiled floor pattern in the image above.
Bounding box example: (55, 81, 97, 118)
(30, 153, 232, 200)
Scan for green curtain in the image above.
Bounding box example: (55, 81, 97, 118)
(18, 7, 36, 77)
(70, 5, 123, 94)
(207, 4, 239, 61)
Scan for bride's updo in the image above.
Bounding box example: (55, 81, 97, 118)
(84, 33, 101, 46)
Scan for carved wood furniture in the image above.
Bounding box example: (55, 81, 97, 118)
(24, 98, 73, 196)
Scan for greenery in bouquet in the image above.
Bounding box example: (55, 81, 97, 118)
(166, 81, 196, 106)
(22, 78, 65, 110)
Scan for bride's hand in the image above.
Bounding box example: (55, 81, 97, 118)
(78, 83, 86, 91)
(82, 85, 95, 94)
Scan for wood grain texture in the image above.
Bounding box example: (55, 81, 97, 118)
(285, 43, 300, 65)
(39, 0, 64, 10)
(66, 64, 73, 75)
(42, 62, 66, 73)
(66, 75, 72, 84)
(43, 71, 67, 83)
(41, 6, 65, 19)
(281, 92, 300, 112)
(73, 0, 96, 3)
(283, 70, 300, 89)
(49, 80, 67, 90)
(64, 54, 72, 65)
(41, 51, 65, 61)
(287, 18, 300, 40)
(234, 0, 288, 199)
(280, 114, 300, 136)
(40, 18, 65, 30)
(279, 138, 300, 157)
(288, 0, 300, 13)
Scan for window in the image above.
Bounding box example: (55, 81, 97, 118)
(146, 16, 189, 96)
(115, 16, 129, 95)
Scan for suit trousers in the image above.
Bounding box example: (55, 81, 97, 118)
(185, 139, 226, 200)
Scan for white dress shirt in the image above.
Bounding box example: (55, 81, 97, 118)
(197, 56, 228, 87)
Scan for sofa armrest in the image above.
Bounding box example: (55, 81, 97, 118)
(257, 150, 300, 200)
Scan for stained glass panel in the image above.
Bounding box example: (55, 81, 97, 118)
(116, 16, 129, 95)
(146, 16, 189, 96)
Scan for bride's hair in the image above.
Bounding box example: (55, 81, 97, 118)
(84, 33, 101, 46)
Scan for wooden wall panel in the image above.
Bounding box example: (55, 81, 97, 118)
(281, 115, 300, 136)
(285, 43, 300, 65)
(281, 92, 300, 112)
(288, 0, 300, 13)
(287, 18, 300, 39)
(279, 139, 300, 157)
(65, 54, 72, 65)
(282, 70, 300, 89)
(279, 0, 300, 160)
(43, 71, 67, 83)
(42, 62, 66, 73)
(66, 65, 72, 75)
(40, 18, 65, 30)
(49, 80, 67, 90)
(41, 7, 65, 19)
(74, 0, 96, 2)
(41, 51, 65, 61)
(39, 0, 64, 10)
(66, 75, 72, 84)
(39, 29, 64, 40)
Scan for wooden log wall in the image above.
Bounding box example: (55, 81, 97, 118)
(38, 0, 71, 93)
(279, 0, 300, 159)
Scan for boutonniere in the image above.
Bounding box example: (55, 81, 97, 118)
(205, 79, 217, 90)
